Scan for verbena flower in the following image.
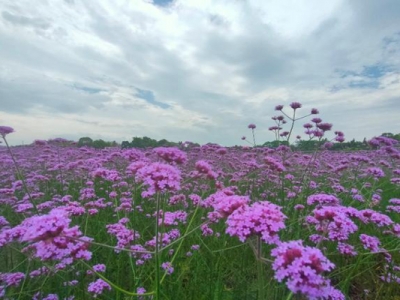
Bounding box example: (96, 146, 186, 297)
(135, 162, 182, 197)
(0, 126, 14, 138)
(271, 240, 343, 299)
(153, 147, 187, 164)
(289, 102, 302, 109)
(88, 279, 111, 296)
(359, 234, 381, 253)
(226, 201, 286, 244)
(307, 194, 340, 206)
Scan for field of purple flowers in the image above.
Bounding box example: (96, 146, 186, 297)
(1, 106, 400, 299)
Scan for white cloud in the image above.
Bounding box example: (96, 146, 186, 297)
(0, 0, 399, 146)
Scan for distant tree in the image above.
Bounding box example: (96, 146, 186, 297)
(381, 132, 394, 138)
(92, 139, 108, 149)
(77, 137, 93, 147)
(262, 140, 289, 148)
(121, 141, 131, 149)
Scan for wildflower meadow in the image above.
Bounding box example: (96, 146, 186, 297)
(1, 103, 400, 299)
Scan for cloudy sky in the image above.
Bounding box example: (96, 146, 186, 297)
(1, 0, 399, 146)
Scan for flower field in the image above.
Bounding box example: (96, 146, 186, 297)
(1, 121, 400, 299)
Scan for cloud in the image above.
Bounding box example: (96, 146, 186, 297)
(0, 0, 399, 146)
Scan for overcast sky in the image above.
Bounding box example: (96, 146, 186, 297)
(1, 0, 399, 146)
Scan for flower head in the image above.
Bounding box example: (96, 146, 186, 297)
(248, 124, 256, 129)
(0, 126, 14, 138)
(290, 102, 302, 109)
(311, 108, 319, 114)
(88, 279, 111, 296)
(226, 201, 286, 244)
(135, 162, 181, 197)
(271, 240, 342, 299)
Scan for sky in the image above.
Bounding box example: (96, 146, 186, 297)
(0, 0, 399, 146)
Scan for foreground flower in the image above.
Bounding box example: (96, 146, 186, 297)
(0, 126, 14, 138)
(0, 209, 92, 262)
(271, 240, 344, 299)
(226, 201, 286, 244)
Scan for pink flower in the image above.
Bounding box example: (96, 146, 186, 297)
(153, 147, 187, 164)
(359, 234, 381, 253)
(135, 162, 181, 197)
(0, 126, 14, 138)
(226, 201, 286, 244)
(271, 240, 343, 299)
(289, 102, 302, 109)
(88, 279, 111, 296)
(161, 261, 174, 275)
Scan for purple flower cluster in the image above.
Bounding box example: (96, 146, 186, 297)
(307, 194, 340, 206)
(212, 194, 250, 218)
(106, 218, 140, 251)
(134, 162, 182, 197)
(306, 206, 358, 242)
(271, 240, 344, 299)
(0, 126, 14, 138)
(0, 209, 92, 263)
(87, 279, 111, 296)
(226, 201, 286, 244)
(153, 147, 187, 165)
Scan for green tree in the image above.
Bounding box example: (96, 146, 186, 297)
(77, 137, 93, 147)
(92, 139, 108, 149)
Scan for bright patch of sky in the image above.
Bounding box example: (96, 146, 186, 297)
(0, 0, 399, 146)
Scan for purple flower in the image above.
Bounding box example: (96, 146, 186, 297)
(271, 240, 343, 299)
(317, 123, 333, 132)
(307, 194, 340, 206)
(88, 279, 111, 296)
(275, 105, 284, 111)
(135, 162, 182, 197)
(289, 102, 302, 109)
(161, 261, 174, 275)
(248, 124, 256, 129)
(311, 108, 319, 114)
(153, 147, 187, 165)
(0, 272, 25, 287)
(212, 194, 250, 218)
(311, 118, 322, 124)
(0, 126, 14, 138)
(226, 201, 286, 244)
(366, 167, 385, 178)
(359, 234, 381, 253)
(93, 264, 106, 273)
(306, 206, 358, 242)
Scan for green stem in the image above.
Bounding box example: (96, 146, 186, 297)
(160, 203, 201, 284)
(154, 193, 161, 299)
(2, 136, 38, 213)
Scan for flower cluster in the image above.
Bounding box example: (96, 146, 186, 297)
(306, 206, 358, 242)
(271, 240, 344, 299)
(226, 201, 286, 244)
(134, 162, 182, 197)
(0, 209, 92, 263)
(153, 147, 187, 165)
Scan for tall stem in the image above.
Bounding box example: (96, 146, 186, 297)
(2, 137, 38, 212)
(154, 193, 161, 299)
(252, 129, 256, 147)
